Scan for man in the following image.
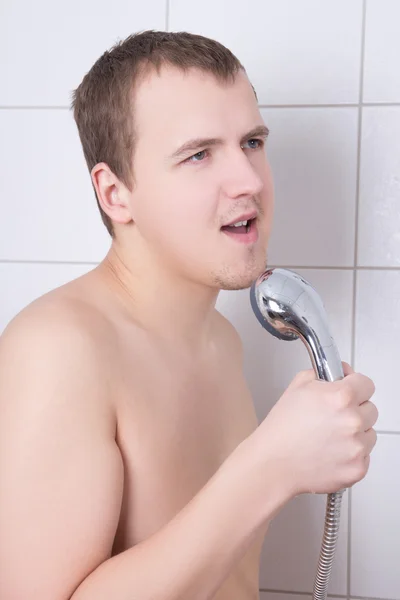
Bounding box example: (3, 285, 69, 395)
(0, 31, 378, 600)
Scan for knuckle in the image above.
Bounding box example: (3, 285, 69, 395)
(360, 373, 376, 396)
(355, 465, 368, 483)
(333, 388, 352, 410)
(347, 414, 363, 434)
(369, 428, 378, 448)
(294, 369, 315, 387)
(298, 368, 314, 381)
(367, 376, 376, 396)
(350, 459, 369, 484)
(350, 441, 365, 461)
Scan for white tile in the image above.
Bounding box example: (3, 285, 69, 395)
(0, 109, 111, 262)
(0, 262, 93, 333)
(259, 490, 348, 594)
(363, 0, 400, 102)
(169, 0, 363, 105)
(357, 107, 400, 267)
(263, 108, 358, 268)
(216, 268, 353, 425)
(355, 270, 400, 432)
(351, 434, 400, 599)
(0, 0, 166, 105)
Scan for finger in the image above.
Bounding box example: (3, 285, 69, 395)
(291, 368, 317, 388)
(359, 400, 379, 430)
(342, 361, 354, 376)
(343, 372, 376, 406)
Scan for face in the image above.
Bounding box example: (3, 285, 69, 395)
(127, 65, 274, 290)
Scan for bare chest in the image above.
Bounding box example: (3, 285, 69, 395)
(113, 359, 258, 550)
(110, 339, 263, 599)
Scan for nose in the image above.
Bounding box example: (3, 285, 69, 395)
(222, 150, 264, 199)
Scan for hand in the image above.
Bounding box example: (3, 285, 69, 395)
(251, 362, 378, 496)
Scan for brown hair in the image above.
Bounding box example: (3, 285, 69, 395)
(71, 30, 246, 236)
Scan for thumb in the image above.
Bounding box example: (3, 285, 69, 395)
(342, 361, 355, 377)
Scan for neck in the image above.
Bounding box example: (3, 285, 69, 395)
(96, 240, 220, 353)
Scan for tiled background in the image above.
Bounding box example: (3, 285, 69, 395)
(1, 0, 399, 599)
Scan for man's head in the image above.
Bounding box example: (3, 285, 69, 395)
(72, 30, 274, 290)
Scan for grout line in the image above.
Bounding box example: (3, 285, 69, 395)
(348, 280, 356, 600)
(354, 0, 368, 272)
(258, 588, 345, 597)
(0, 259, 99, 266)
(1, 103, 400, 111)
(0, 106, 69, 110)
(362, 102, 400, 107)
(266, 265, 400, 271)
(2, 260, 400, 271)
(348, 264, 356, 600)
(260, 102, 400, 109)
(349, 597, 400, 600)
(348, 2, 367, 596)
(259, 103, 358, 109)
(165, 0, 169, 31)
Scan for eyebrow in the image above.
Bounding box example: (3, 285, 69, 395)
(169, 125, 270, 160)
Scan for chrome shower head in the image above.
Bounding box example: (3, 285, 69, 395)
(250, 267, 344, 382)
(251, 267, 347, 599)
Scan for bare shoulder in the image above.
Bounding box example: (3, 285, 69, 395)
(0, 278, 119, 442)
(2, 269, 113, 344)
(1, 274, 117, 385)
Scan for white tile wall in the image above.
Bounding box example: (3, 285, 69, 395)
(351, 434, 400, 599)
(0, 263, 94, 333)
(258, 491, 349, 594)
(169, 0, 363, 105)
(363, 0, 400, 102)
(355, 270, 400, 431)
(0, 109, 110, 262)
(0, 0, 166, 106)
(262, 108, 358, 267)
(357, 107, 400, 267)
(1, 1, 399, 599)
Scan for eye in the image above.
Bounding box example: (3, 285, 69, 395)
(243, 138, 265, 150)
(184, 150, 208, 164)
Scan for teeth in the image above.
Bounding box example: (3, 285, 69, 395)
(232, 220, 248, 227)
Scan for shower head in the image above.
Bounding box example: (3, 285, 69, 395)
(251, 267, 347, 598)
(250, 268, 344, 382)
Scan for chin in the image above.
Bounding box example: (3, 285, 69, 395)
(212, 253, 268, 291)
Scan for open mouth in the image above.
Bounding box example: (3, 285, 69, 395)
(221, 218, 254, 234)
(220, 217, 258, 244)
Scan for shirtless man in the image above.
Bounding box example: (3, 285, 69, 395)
(0, 31, 378, 600)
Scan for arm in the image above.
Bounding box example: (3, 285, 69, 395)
(0, 307, 290, 600)
(0, 307, 124, 600)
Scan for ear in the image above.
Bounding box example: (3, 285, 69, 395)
(91, 162, 133, 226)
